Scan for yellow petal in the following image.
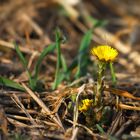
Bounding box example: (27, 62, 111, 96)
(91, 45, 118, 62)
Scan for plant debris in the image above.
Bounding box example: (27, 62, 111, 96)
(0, 0, 140, 140)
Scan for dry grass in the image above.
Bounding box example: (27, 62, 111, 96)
(0, 0, 140, 139)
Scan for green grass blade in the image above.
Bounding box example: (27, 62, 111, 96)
(61, 54, 67, 72)
(79, 30, 92, 52)
(14, 43, 33, 89)
(14, 43, 28, 69)
(0, 76, 24, 91)
(52, 30, 61, 90)
(60, 54, 70, 81)
(96, 124, 105, 134)
(52, 54, 68, 86)
(75, 29, 92, 78)
(33, 44, 56, 84)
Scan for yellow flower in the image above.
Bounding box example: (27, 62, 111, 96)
(91, 45, 118, 62)
(79, 99, 93, 112)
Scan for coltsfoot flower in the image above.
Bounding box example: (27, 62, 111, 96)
(91, 45, 118, 62)
(79, 99, 93, 112)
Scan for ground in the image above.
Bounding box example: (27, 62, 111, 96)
(0, 0, 140, 140)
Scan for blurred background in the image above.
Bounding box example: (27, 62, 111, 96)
(0, 0, 140, 83)
(0, 1, 140, 139)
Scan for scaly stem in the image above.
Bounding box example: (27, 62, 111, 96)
(95, 62, 106, 106)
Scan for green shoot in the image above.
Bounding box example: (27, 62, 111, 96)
(0, 76, 24, 91)
(52, 29, 69, 89)
(32, 44, 56, 90)
(52, 29, 62, 90)
(14, 43, 32, 89)
(61, 54, 68, 73)
(96, 124, 105, 134)
(14, 43, 28, 69)
(75, 29, 92, 79)
(14, 43, 56, 91)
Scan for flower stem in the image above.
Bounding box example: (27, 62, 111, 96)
(95, 62, 106, 106)
(109, 62, 117, 86)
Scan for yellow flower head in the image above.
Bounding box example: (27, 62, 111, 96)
(79, 99, 93, 112)
(91, 45, 118, 62)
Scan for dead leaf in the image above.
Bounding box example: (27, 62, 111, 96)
(118, 103, 140, 111)
(105, 87, 140, 100)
